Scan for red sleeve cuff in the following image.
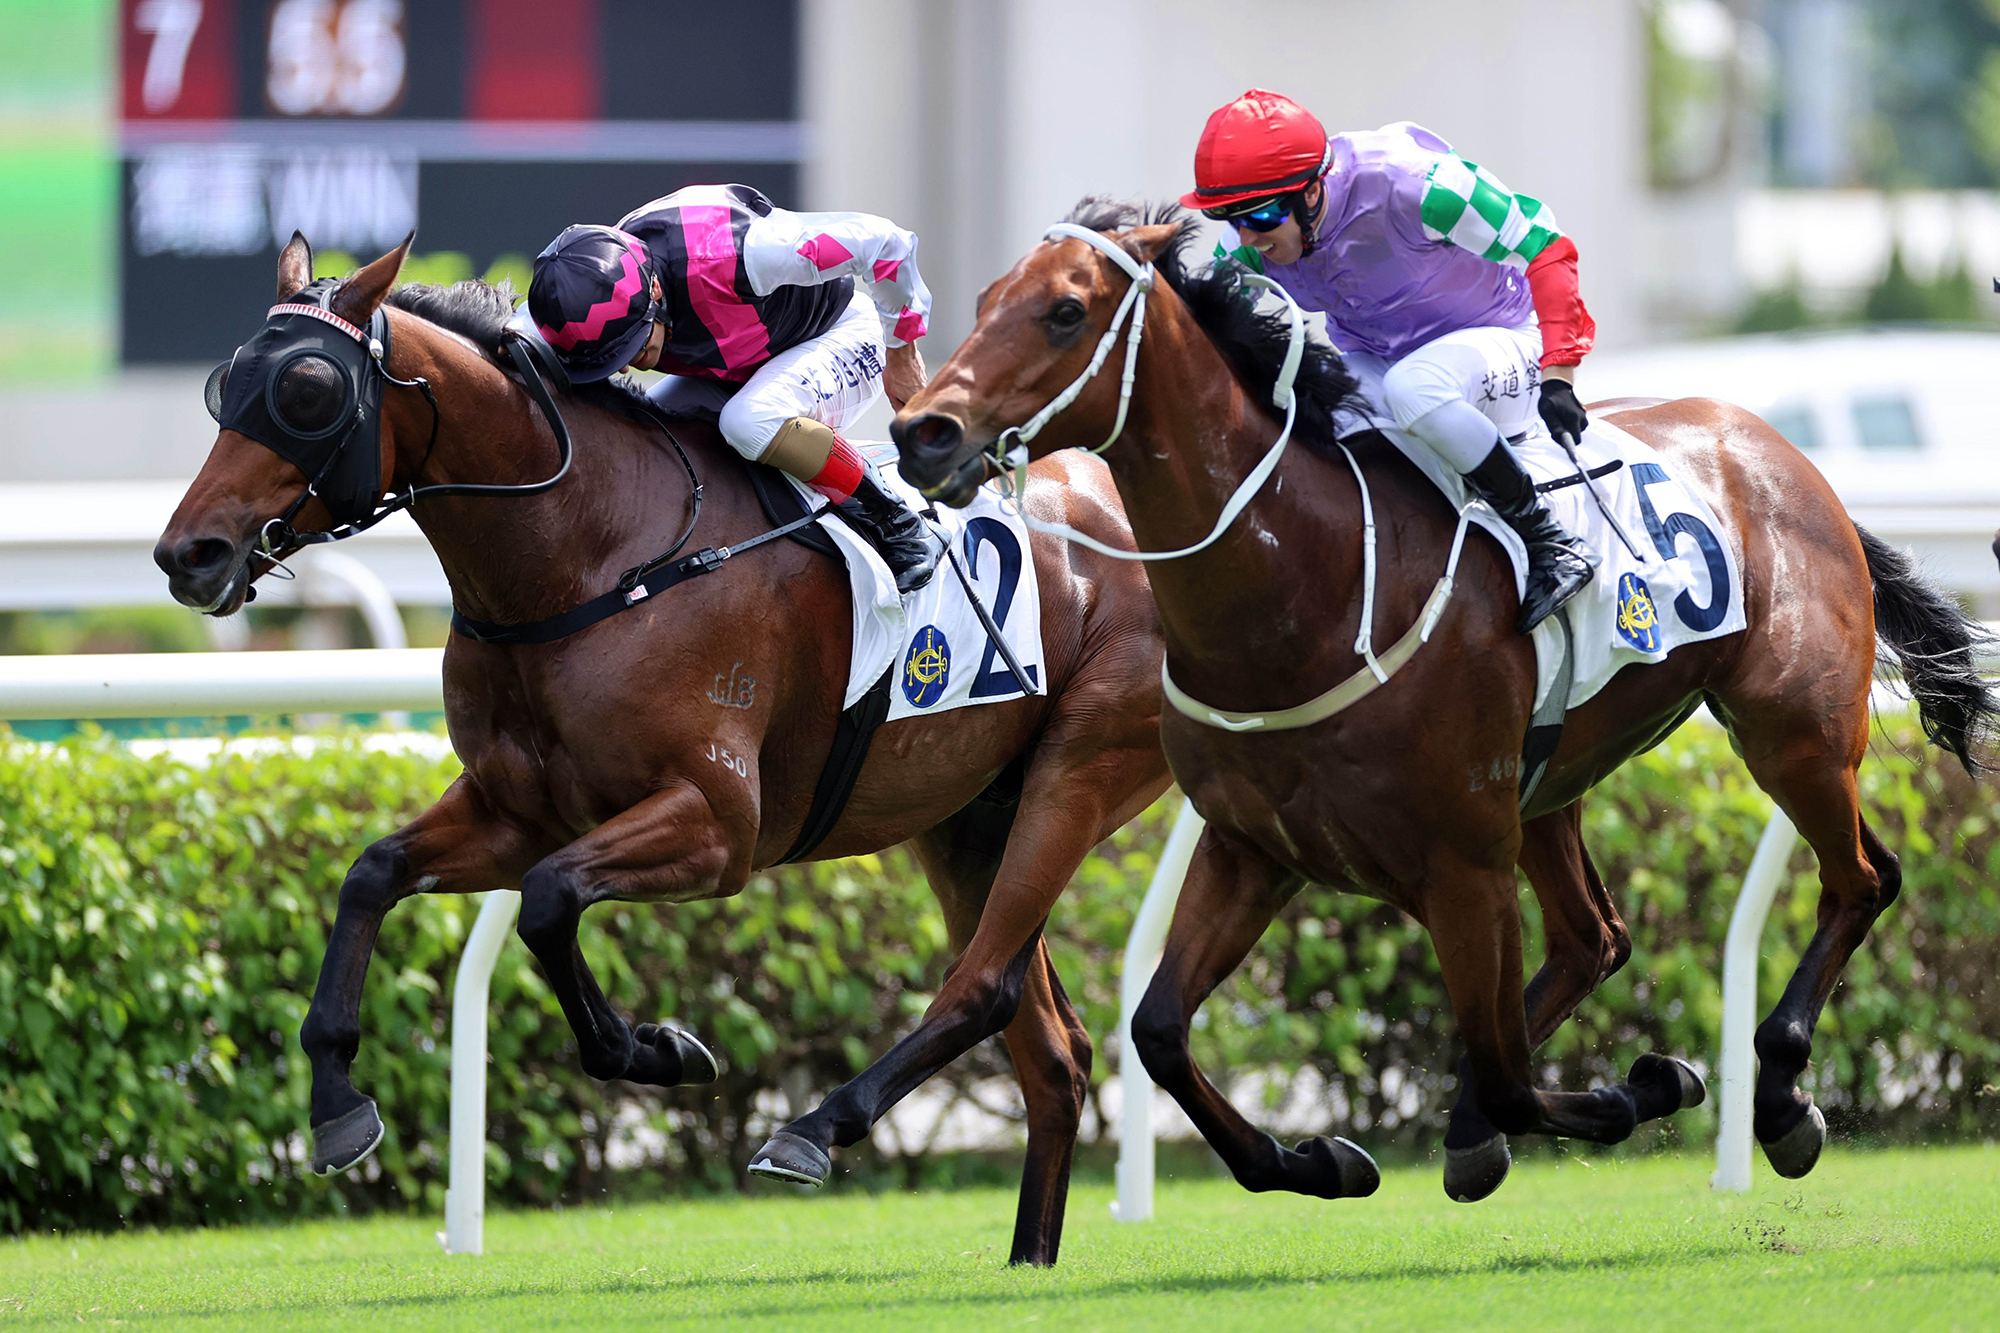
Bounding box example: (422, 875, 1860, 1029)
(1525, 236, 1596, 367)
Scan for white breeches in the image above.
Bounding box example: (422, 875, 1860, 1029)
(646, 286, 887, 461)
(1344, 322, 1546, 472)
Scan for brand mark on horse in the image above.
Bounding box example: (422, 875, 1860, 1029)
(901, 624, 951, 708)
(1615, 572, 1661, 652)
(704, 741, 750, 778)
(707, 661, 756, 709)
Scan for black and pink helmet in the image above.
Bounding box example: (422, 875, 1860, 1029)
(527, 225, 660, 382)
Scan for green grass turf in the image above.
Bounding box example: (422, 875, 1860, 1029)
(3, 1146, 1996, 1331)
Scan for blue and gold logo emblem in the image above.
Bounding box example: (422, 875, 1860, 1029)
(901, 624, 951, 708)
(1615, 572, 1661, 652)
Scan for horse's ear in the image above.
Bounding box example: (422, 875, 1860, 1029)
(330, 231, 415, 325)
(276, 232, 314, 300)
(1123, 224, 1182, 267)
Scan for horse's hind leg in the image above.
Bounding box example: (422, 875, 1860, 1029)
(1717, 691, 1895, 1178)
(1131, 828, 1379, 1200)
(299, 775, 539, 1174)
(1443, 802, 1638, 1201)
(513, 782, 737, 1089)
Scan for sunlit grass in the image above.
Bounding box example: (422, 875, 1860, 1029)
(4, 1146, 1996, 1331)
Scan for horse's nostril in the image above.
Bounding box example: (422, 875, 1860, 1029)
(180, 537, 234, 575)
(911, 414, 962, 454)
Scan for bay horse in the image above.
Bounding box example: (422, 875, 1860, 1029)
(154, 234, 1171, 1266)
(893, 200, 1997, 1202)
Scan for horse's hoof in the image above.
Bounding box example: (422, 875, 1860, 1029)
(629, 1024, 722, 1087)
(747, 1131, 830, 1187)
(1630, 1052, 1708, 1111)
(310, 1098, 384, 1176)
(1444, 1133, 1512, 1203)
(1287, 1135, 1379, 1199)
(1760, 1102, 1826, 1179)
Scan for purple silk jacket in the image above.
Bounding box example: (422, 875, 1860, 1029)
(1252, 123, 1534, 362)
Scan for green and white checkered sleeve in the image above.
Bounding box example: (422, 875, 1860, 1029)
(1417, 154, 1564, 270)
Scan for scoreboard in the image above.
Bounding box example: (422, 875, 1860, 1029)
(120, 0, 801, 363)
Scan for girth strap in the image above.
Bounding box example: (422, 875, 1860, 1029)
(773, 668, 894, 865)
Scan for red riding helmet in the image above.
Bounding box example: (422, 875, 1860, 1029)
(1180, 89, 1333, 212)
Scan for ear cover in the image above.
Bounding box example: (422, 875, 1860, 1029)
(215, 282, 390, 527)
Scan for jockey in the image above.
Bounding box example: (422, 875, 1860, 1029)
(527, 183, 943, 593)
(1182, 89, 1598, 633)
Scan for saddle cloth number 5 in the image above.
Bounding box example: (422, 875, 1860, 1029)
(1630, 462, 1730, 633)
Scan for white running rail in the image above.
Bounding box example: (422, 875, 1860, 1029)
(1711, 808, 1800, 1192)
(1109, 800, 1205, 1222)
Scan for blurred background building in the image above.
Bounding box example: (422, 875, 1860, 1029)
(2, 0, 1995, 653)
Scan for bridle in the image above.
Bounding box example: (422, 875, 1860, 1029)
(978, 223, 1307, 564)
(206, 283, 698, 592)
(978, 221, 1472, 731)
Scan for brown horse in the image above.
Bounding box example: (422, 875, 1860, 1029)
(154, 235, 1171, 1265)
(893, 200, 1997, 1203)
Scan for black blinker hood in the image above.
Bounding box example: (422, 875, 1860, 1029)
(215, 277, 391, 529)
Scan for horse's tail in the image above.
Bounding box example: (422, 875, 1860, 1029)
(1857, 523, 1998, 774)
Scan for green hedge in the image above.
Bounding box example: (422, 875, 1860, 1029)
(2, 715, 1996, 1232)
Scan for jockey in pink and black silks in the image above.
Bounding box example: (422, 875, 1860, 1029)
(1185, 90, 1599, 633)
(528, 183, 942, 592)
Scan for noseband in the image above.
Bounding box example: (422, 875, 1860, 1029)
(983, 223, 1308, 564)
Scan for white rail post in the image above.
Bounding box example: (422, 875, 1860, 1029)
(441, 889, 522, 1255)
(1712, 808, 1800, 1193)
(1111, 799, 1205, 1223)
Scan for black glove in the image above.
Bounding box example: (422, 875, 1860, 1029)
(1538, 377, 1589, 442)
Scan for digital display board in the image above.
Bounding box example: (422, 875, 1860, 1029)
(120, 0, 801, 363)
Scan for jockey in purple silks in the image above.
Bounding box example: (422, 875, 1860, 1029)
(528, 183, 943, 593)
(1186, 89, 1602, 633)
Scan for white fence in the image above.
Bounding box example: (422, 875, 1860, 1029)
(2, 646, 1992, 1249)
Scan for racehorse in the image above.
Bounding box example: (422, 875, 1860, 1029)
(893, 200, 1997, 1203)
(154, 234, 1171, 1266)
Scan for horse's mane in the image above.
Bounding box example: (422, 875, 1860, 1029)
(1060, 196, 1360, 449)
(383, 280, 673, 431)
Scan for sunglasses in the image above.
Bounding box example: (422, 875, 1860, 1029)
(1204, 196, 1293, 232)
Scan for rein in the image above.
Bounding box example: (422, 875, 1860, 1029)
(989, 224, 1307, 564)
(999, 220, 1472, 732)
(227, 292, 745, 641)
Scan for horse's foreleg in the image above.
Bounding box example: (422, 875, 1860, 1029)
(1443, 802, 1635, 1201)
(1130, 829, 1378, 1200)
(748, 743, 1155, 1196)
(300, 775, 536, 1174)
(901, 809, 1091, 1267)
(514, 781, 734, 1088)
(1429, 857, 1679, 1149)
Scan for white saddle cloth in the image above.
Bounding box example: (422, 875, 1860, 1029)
(1378, 419, 1747, 711)
(796, 442, 1048, 723)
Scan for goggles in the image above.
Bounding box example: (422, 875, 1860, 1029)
(1203, 195, 1294, 233)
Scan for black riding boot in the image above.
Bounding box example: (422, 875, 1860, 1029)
(1463, 443, 1597, 634)
(835, 463, 944, 594)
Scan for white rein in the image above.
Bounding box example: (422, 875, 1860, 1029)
(995, 223, 1306, 562)
(996, 221, 1471, 732)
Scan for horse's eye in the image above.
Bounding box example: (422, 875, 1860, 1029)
(1048, 298, 1087, 329)
(273, 354, 350, 436)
